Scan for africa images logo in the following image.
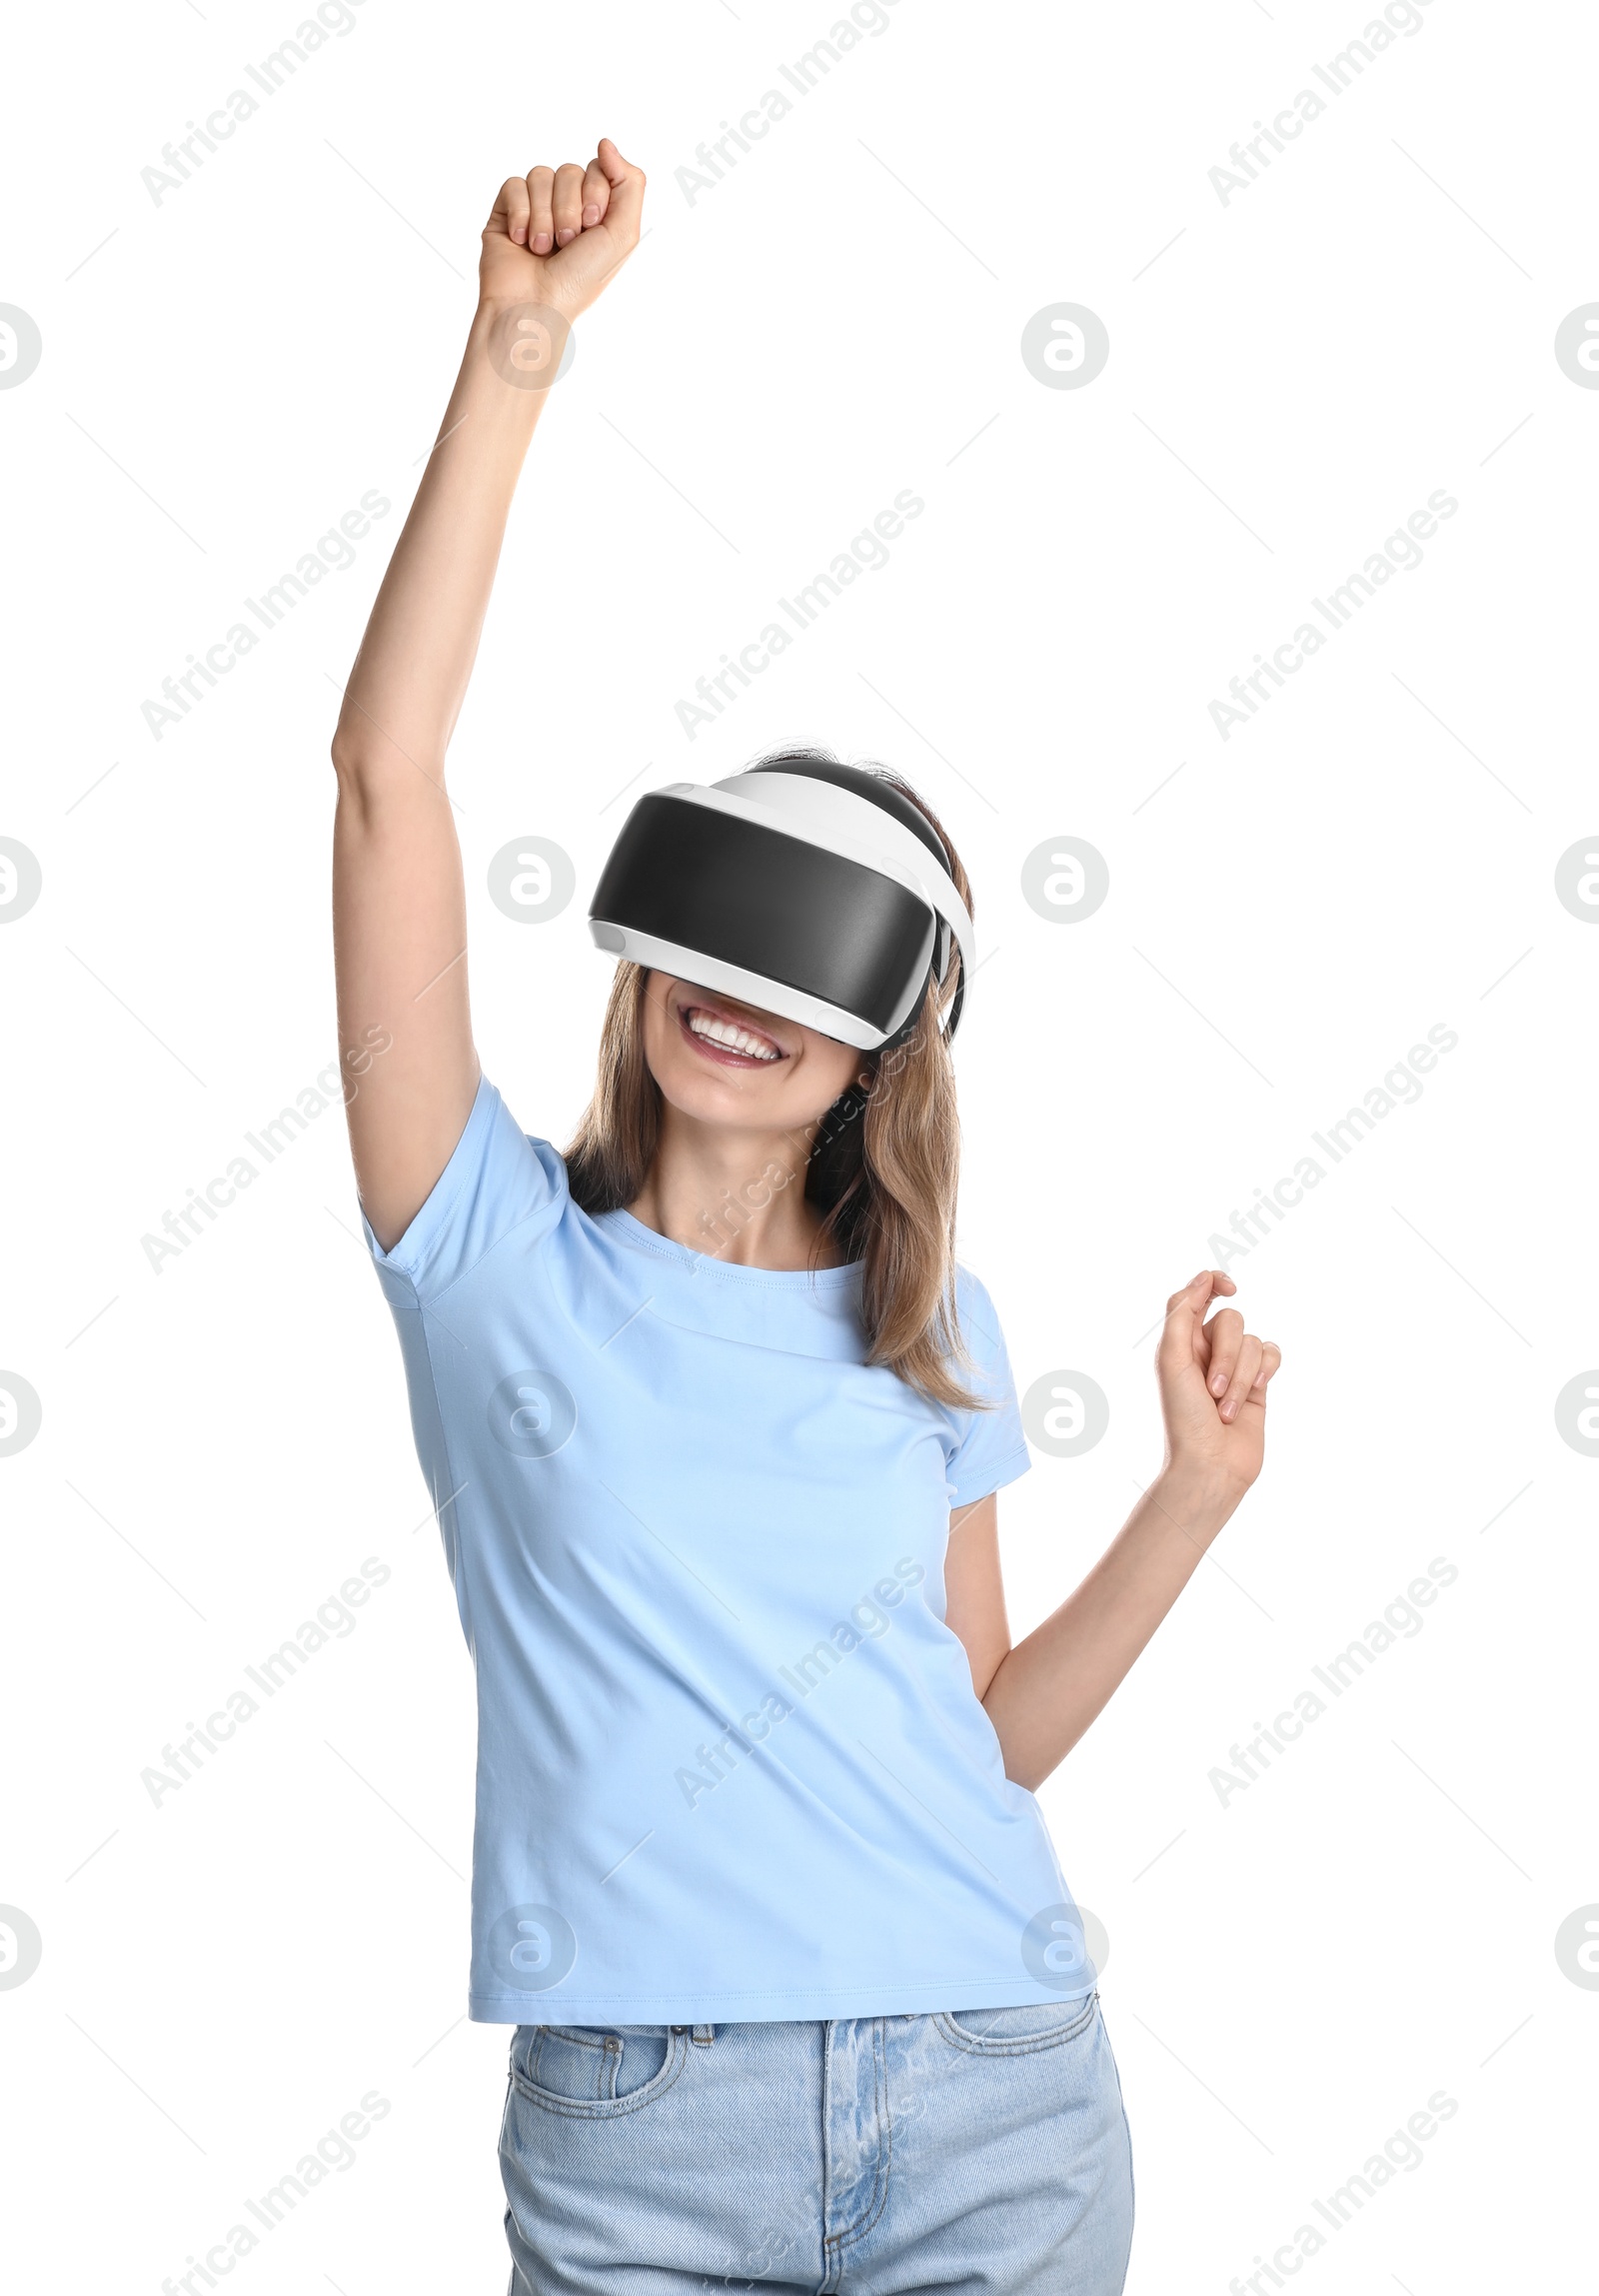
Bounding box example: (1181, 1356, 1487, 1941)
(1020, 1903, 1109, 1991)
(486, 1903, 579, 1993)
(487, 1370, 578, 1459)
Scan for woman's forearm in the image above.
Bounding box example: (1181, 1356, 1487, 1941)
(978, 1270, 1282, 1790)
(982, 1464, 1239, 1790)
(333, 303, 548, 784)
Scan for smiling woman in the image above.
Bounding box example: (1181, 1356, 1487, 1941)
(326, 133, 1280, 2296)
(563, 749, 984, 1381)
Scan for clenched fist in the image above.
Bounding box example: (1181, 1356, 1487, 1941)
(480, 138, 645, 321)
(1156, 1270, 1282, 1498)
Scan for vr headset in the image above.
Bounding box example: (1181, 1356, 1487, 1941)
(588, 757, 974, 1052)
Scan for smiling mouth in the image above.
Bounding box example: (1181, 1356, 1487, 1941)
(677, 998, 786, 1068)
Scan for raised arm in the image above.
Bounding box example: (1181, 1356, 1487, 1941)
(331, 140, 645, 1249)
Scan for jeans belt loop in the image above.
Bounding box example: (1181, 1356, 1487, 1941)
(691, 2022, 715, 2045)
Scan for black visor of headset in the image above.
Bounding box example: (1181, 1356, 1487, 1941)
(587, 761, 974, 1052)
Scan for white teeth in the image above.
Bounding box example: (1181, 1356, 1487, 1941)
(687, 1010, 780, 1061)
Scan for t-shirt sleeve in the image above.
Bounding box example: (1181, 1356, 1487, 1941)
(942, 1267, 1033, 1507)
(361, 1073, 569, 1305)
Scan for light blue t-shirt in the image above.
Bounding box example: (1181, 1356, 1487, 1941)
(364, 1074, 1090, 2023)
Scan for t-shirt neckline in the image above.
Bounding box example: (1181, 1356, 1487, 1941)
(595, 1204, 863, 1290)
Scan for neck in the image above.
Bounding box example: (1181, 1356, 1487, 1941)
(626, 1102, 845, 1270)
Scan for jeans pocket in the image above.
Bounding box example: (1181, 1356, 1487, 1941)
(510, 2023, 687, 2117)
(934, 1994, 1100, 2055)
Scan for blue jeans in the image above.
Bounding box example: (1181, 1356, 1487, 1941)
(500, 1995, 1134, 2293)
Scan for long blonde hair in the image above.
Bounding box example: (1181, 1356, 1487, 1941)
(565, 753, 985, 1410)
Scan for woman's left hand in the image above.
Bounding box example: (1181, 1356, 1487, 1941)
(1155, 1270, 1282, 1499)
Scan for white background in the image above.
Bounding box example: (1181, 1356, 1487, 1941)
(3, 0, 1594, 2287)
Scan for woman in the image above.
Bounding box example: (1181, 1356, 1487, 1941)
(332, 139, 1281, 2296)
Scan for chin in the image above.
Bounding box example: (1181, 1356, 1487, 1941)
(653, 1051, 797, 1126)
